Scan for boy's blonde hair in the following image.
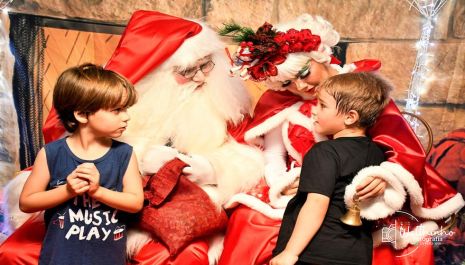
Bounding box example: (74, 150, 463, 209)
(53, 63, 137, 132)
(318, 72, 392, 128)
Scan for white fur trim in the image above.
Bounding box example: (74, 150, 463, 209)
(126, 228, 153, 258)
(373, 221, 439, 250)
(244, 102, 302, 143)
(207, 234, 224, 265)
(224, 193, 284, 220)
(206, 140, 264, 204)
(286, 108, 315, 132)
(161, 20, 224, 71)
(381, 162, 465, 220)
(411, 193, 465, 220)
(380, 162, 423, 206)
(282, 121, 301, 164)
(1, 171, 41, 235)
(345, 161, 465, 222)
(344, 164, 407, 220)
(268, 167, 301, 209)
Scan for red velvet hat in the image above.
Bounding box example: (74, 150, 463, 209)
(43, 10, 202, 143)
(105, 10, 202, 84)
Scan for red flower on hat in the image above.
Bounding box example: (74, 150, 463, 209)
(249, 54, 287, 81)
(219, 21, 323, 81)
(273, 32, 287, 46)
(284, 29, 300, 44)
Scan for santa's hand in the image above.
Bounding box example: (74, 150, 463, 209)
(141, 145, 179, 175)
(177, 153, 215, 185)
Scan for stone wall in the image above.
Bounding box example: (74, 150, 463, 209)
(8, 0, 465, 144)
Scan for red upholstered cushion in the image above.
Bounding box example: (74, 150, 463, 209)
(139, 158, 228, 256)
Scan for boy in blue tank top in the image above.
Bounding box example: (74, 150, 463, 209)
(19, 63, 144, 265)
(271, 72, 392, 265)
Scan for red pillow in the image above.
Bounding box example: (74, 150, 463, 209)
(139, 158, 228, 256)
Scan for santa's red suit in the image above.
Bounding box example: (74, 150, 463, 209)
(0, 10, 264, 265)
(219, 60, 464, 265)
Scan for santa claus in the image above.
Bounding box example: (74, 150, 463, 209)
(0, 10, 264, 265)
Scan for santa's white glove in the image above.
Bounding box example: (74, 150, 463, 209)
(177, 153, 216, 185)
(141, 145, 179, 175)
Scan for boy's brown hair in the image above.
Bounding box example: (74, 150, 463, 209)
(53, 63, 137, 132)
(318, 72, 392, 128)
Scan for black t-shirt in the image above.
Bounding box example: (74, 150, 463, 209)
(273, 136, 385, 265)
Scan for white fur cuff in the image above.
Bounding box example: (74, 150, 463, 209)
(345, 161, 465, 221)
(344, 163, 408, 220)
(268, 167, 301, 209)
(224, 193, 285, 220)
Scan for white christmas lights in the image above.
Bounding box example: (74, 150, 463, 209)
(404, 0, 448, 133)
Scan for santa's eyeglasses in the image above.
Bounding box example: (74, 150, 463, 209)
(176, 60, 215, 79)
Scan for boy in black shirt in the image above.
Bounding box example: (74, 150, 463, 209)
(271, 72, 392, 265)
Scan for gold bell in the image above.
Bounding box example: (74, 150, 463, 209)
(340, 196, 362, 226)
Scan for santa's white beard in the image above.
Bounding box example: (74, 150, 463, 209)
(169, 91, 228, 153)
(120, 60, 250, 158)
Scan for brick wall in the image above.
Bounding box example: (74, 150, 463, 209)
(9, 0, 465, 144)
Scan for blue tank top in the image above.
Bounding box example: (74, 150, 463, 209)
(39, 138, 132, 265)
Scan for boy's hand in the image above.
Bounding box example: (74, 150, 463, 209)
(76, 163, 101, 196)
(356, 176, 386, 201)
(66, 169, 90, 196)
(270, 250, 298, 265)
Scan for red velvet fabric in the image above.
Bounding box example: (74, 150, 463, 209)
(218, 206, 281, 265)
(42, 107, 65, 144)
(229, 89, 302, 143)
(373, 242, 434, 265)
(287, 100, 318, 165)
(219, 206, 434, 265)
(0, 217, 44, 265)
(368, 101, 458, 208)
(105, 10, 202, 85)
(128, 240, 209, 265)
(139, 158, 228, 256)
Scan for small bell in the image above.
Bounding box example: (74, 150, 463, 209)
(340, 196, 362, 226)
